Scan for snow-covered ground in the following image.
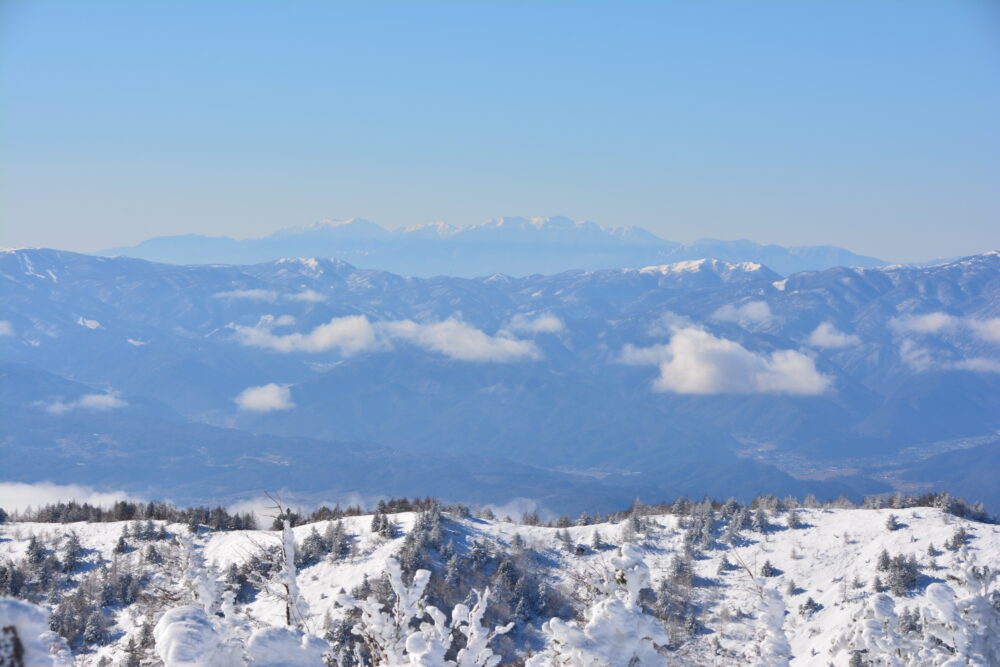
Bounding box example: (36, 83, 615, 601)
(1, 505, 998, 665)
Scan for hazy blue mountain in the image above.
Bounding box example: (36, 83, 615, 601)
(3, 248, 999, 511)
(98, 216, 886, 276)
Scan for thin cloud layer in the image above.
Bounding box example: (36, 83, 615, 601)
(0, 320, 12, 335)
(504, 313, 565, 335)
(807, 322, 861, 349)
(898, 339, 1000, 374)
(627, 327, 830, 395)
(712, 300, 773, 324)
(234, 383, 295, 412)
(890, 312, 1000, 343)
(214, 289, 326, 303)
(38, 392, 128, 415)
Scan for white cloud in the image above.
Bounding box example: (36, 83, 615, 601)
(234, 383, 295, 412)
(890, 313, 1000, 344)
(382, 318, 539, 362)
(712, 300, 773, 324)
(0, 482, 139, 513)
(214, 289, 279, 302)
(0, 320, 12, 336)
(644, 311, 696, 337)
(38, 392, 127, 415)
(890, 313, 959, 335)
(286, 289, 325, 303)
(951, 357, 1000, 373)
(76, 317, 101, 329)
(234, 314, 378, 355)
(504, 313, 565, 335)
(127, 338, 148, 346)
(899, 339, 935, 371)
(235, 314, 539, 363)
(968, 318, 1000, 344)
(898, 339, 1000, 374)
(620, 343, 673, 366)
(214, 289, 326, 303)
(807, 322, 861, 349)
(626, 327, 830, 395)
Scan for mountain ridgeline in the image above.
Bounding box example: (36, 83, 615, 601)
(99, 216, 886, 277)
(1, 247, 999, 512)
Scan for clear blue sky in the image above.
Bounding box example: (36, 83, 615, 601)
(2, 0, 998, 261)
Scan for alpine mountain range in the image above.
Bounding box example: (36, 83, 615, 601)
(2, 218, 999, 514)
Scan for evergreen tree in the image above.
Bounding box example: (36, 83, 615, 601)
(62, 533, 83, 572)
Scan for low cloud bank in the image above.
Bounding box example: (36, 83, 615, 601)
(624, 327, 830, 396)
(0, 482, 138, 513)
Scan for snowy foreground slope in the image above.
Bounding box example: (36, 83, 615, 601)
(1, 504, 998, 665)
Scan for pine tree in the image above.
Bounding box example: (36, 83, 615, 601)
(62, 532, 83, 572)
(26, 535, 45, 565)
(113, 529, 129, 555)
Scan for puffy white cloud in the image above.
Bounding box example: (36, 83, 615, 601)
(383, 318, 539, 362)
(626, 327, 830, 396)
(807, 322, 861, 349)
(126, 338, 148, 346)
(76, 317, 101, 329)
(712, 300, 773, 324)
(0, 482, 138, 513)
(39, 392, 127, 415)
(234, 315, 378, 355)
(504, 313, 565, 335)
(234, 383, 295, 412)
(214, 288, 280, 302)
(0, 320, 12, 335)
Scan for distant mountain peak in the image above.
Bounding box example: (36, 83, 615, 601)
(272, 218, 389, 239)
(639, 257, 766, 276)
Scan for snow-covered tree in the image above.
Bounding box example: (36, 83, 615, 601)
(527, 544, 668, 666)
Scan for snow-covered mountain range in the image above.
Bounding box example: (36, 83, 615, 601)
(1, 499, 997, 665)
(98, 216, 886, 277)
(2, 248, 999, 512)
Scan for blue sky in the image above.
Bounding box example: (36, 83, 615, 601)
(1, 0, 998, 260)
